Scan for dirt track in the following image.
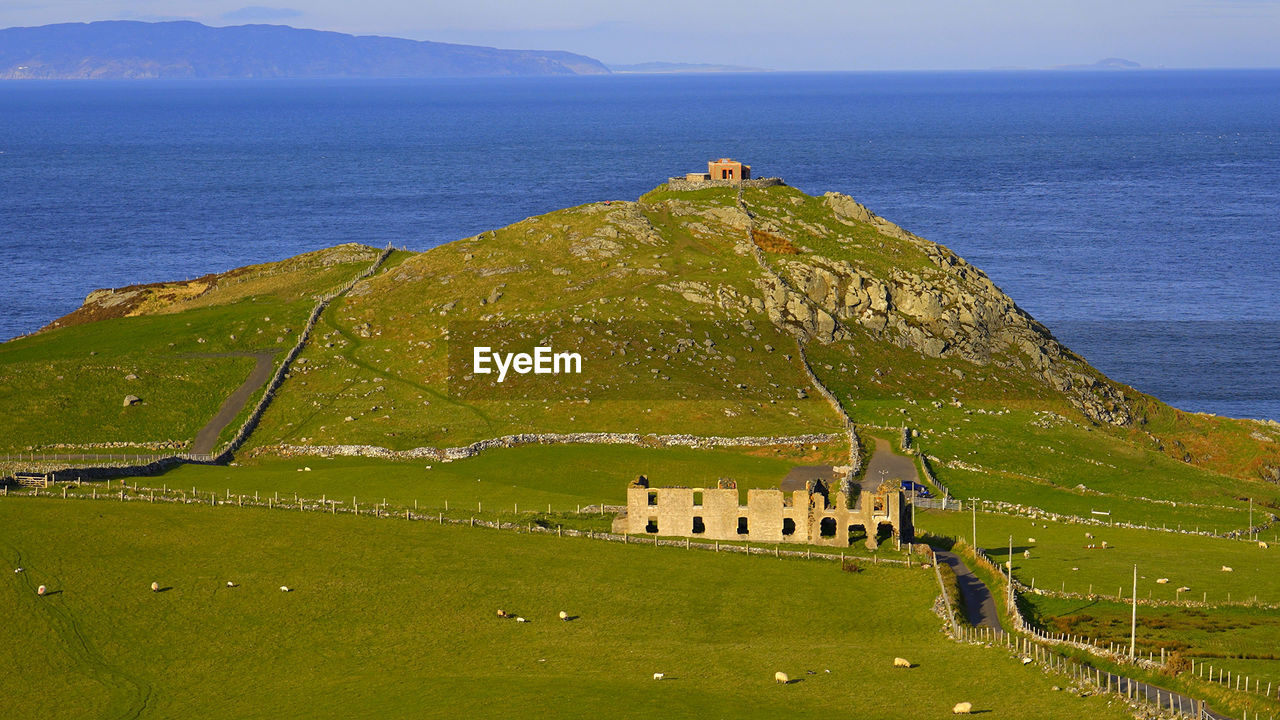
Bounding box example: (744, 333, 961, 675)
(190, 352, 276, 455)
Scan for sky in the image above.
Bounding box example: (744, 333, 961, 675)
(3, 1, 1280, 70)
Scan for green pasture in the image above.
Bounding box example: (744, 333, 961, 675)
(0, 496, 1134, 719)
(918, 509, 1280, 605)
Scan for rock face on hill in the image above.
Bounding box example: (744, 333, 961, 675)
(0, 21, 610, 79)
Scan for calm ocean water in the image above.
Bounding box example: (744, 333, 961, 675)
(1, 72, 1277, 420)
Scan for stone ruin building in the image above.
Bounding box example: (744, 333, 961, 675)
(667, 158, 785, 191)
(612, 467, 913, 550)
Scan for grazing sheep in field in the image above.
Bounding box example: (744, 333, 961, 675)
(774, 671, 789, 684)
(1085, 533, 1093, 539)
(1027, 537, 1036, 544)
(1177, 586, 1191, 593)
(1101, 541, 1109, 549)
(280, 586, 291, 592)
(151, 582, 160, 592)
(497, 609, 511, 618)
(516, 617, 527, 623)
(226, 581, 236, 588)
(559, 611, 569, 621)
(1156, 578, 1169, 584)
(893, 657, 912, 668)
(653, 673, 664, 680)
(1222, 566, 1234, 573)
(1260, 542, 1270, 550)
(37, 585, 47, 596)
(1023, 550, 1031, 559)
(953, 701, 973, 714)
(1021, 657, 1033, 665)
(14, 567, 22, 573)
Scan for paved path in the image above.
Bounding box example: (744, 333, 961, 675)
(190, 351, 276, 455)
(935, 549, 1005, 633)
(864, 437, 919, 490)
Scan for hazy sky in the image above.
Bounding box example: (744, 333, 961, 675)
(3, 1, 1280, 70)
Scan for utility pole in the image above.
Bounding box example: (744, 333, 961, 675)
(1249, 497, 1253, 537)
(1129, 564, 1138, 660)
(1007, 534, 1014, 610)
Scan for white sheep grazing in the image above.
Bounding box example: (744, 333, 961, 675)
(953, 701, 973, 714)
(1021, 657, 1033, 665)
(1222, 566, 1234, 573)
(559, 611, 569, 621)
(1177, 586, 1191, 593)
(14, 567, 22, 573)
(1260, 541, 1270, 550)
(1156, 578, 1169, 584)
(1101, 541, 1109, 549)
(893, 657, 912, 668)
(1023, 550, 1031, 559)
(1027, 537, 1037, 544)
(280, 585, 291, 592)
(652, 673, 664, 681)
(226, 581, 236, 588)
(37, 585, 47, 596)
(774, 671, 789, 684)
(516, 617, 527, 623)
(1085, 532, 1093, 539)
(151, 581, 160, 592)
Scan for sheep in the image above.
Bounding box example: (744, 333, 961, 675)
(1101, 541, 1109, 549)
(1021, 657, 1033, 665)
(37, 585, 47, 596)
(497, 609, 511, 619)
(151, 581, 160, 592)
(652, 673, 665, 681)
(1222, 566, 1234, 573)
(1023, 550, 1031, 559)
(1085, 532, 1093, 539)
(1260, 541, 1270, 550)
(1027, 537, 1037, 544)
(893, 657, 912, 668)
(1177, 586, 1191, 593)
(280, 585, 291, 592)
(1156, 578, 1169, 584)
(226, 581, 236, 588)
(953, 701, 973, 714)
(516, 617, 527, 623)
(13, 567, 22, 573)
(559, 611, 569, 621)
(774, 671, 789, 684)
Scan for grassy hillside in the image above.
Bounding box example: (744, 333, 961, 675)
(0, 245, 379, 454)
(0, 496, 1134, 719)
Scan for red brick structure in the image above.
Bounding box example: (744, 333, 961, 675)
(707, 158, 751, 181)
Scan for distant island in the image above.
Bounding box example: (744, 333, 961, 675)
(0, 20, 610, 79)
(607, 61, 768, 74)
(1052, 57, 1142, 71)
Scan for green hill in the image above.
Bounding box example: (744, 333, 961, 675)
(3, 182, 1278, 528)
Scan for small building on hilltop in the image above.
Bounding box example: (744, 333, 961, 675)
(669, 158, 784, 190)
(612, 469, 913, 550)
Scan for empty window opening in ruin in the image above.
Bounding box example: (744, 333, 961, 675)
(648, 491, 658, 506)
(876, 522, 895, 544)
(645, 517, 659, 534)
(848, 524, 868, 543)
(820, 517, 837, 538)
(693, 491, 703, 507)
(873, 496, 885, 513)
(737, 517, 749, 535)
(782, 518, 796, 536)
(692, 516, 706, 534)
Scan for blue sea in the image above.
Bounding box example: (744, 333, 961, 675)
(1, 71, 1278, 421)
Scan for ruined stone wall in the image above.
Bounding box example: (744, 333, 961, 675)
(666, 177, 784, 192)
(619, 483, 910, 547)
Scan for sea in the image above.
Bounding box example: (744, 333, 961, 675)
(1, 71, 1277, 421)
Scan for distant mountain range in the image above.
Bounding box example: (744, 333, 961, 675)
(0, 21, 611, 79)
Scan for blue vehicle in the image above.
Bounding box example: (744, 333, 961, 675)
(901, 480, 933, 498)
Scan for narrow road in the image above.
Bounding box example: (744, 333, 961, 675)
(939, 550, 1229, 719)
(935, 549, 1005, 633)
(864, 437, 920, 489)
(190, 351, 276, 455)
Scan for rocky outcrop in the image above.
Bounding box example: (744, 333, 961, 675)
(744, 193, 1134, 426)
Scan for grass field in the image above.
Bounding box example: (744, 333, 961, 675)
(0, 496, 1136, 719)
(133, 444, 841, 514)
(917, 509, 1280, 605)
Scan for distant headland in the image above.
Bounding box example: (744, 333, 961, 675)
(0, 20, 611, 79)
